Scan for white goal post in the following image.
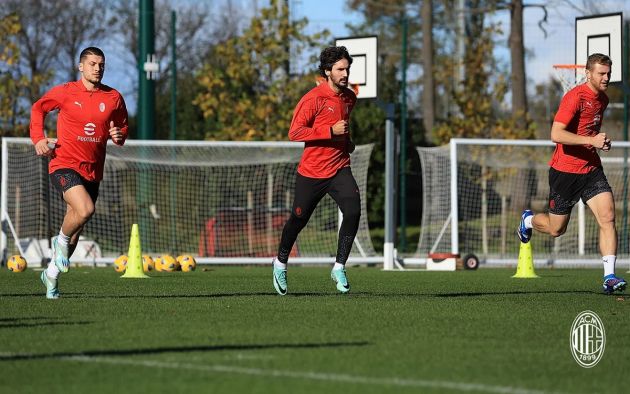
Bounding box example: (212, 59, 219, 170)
(414, 138, 630, 268)
(1, 138, 380, 266)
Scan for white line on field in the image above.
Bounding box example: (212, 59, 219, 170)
(64, 355, 557, 394)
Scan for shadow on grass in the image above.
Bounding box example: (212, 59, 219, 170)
(0, 321, 92, 329)
(432, 290, 597, 297)
(0, 341, 370, 362)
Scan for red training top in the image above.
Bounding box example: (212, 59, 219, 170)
(288, 82, 357, 178)
(30, 80, 128, 182)
(549, 83, 608, 174)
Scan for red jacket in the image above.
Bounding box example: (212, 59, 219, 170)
(30, 80, 128, 182)
(549, 83, 608, 174)
(288, 82, 357, 178)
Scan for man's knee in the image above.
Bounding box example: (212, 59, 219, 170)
(598, 209, 616, 227)
(549, 227, 567, 238)
(339, 197, 361, 221)
(74, 203, 95, 222)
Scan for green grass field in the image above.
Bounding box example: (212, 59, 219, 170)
(1, 266, 628, 394)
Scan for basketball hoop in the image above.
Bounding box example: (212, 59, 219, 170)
(552, 64, 586, 94)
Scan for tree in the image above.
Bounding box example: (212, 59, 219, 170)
(193, 0, 329, 141)
(109, 0, 220, 139)
(55, 1, 109, 83)
(0, 12, 29, 135)
(509, 0, 527, 130)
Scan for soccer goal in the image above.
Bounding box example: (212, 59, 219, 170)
(1, 138, 378, 266)
(413, 138, 630, 268)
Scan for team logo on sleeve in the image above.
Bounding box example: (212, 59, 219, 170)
(83, 123, 96, 135)
(99, 102, 105, 112)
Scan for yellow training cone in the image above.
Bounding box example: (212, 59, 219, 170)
(512, 241, 539, 278)
(121, 224, 149, 278)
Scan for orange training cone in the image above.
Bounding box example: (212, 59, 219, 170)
(121, 224, 149, 278)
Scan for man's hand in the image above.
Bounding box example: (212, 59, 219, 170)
(592, 133, 611, 151)
(34, 138, 56, 157)
(109, 121, 124, 144)
(331, 120, 348, 136)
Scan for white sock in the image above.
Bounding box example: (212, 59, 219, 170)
(46, 261, 60, 279)
(524, 214, 533, 229)
(57, 229, 70, 256)
(58, 229, 70, 246)
(602, 255, 616, 277)
(333, 262, 344, 271)
(273, 257, 287, 270)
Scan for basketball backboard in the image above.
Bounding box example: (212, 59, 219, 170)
(575, 12, 623, 83)
(334, 36, 378, 99)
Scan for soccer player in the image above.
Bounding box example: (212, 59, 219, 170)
(30, 47, 128, 299)
(272, 46, 359, 295)
(517, 53, 626, 294)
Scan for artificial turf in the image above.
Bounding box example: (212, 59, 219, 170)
(1, 266, 628, 394)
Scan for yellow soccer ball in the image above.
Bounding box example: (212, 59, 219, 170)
(7, 255, 27, 272)
(142, 255, 155, 272)
(114, 255, 128, 272)
(159, 254, 177, 272)
(177, 255, 197, 272)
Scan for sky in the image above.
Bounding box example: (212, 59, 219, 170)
(101, 0, 630, 114)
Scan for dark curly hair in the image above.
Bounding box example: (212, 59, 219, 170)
(318, 46, 353, 78)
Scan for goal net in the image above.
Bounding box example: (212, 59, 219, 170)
(1, 138, 376, 265)
(416, 138, 630, 267)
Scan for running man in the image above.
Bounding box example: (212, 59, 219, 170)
(272, 46, 359, 295)
(517, 53, 626, 294)
(30, 47, 128, 299)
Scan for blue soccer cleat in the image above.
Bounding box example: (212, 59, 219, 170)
(51, 236, 70, 273)
(603, 274, 627, 294)
(272, 265, 287, 296)
(40, 271, 60, 299)
(331, 267, 350, 293)
(517, 209, 533, 243)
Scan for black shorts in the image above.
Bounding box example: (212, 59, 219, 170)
(548, 167, 612, 215)
(50, 169, 100, 204)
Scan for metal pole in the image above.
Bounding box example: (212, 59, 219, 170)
(622, 20, 629, 262)
(139, 0, 156, 140)
(138, 0, 156, 251)
(450, 140, 459, 255)
(399, 17, 408, 253)
(384, 104, 396, 270)
(168, 10, 177, 253)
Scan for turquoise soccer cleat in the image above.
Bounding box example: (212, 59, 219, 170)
(331, 267, 350, 293)
(51, 236, 70, 273)
(273, 265, 288, 296)
(603, 274, 627, 294)
(40, 271, 60, 299)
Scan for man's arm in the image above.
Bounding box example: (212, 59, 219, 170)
(30, 85, 63, 156)
(109, 95, 129, 146)
(551, 121, 610, 150)
(288, 97, 335, 142)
